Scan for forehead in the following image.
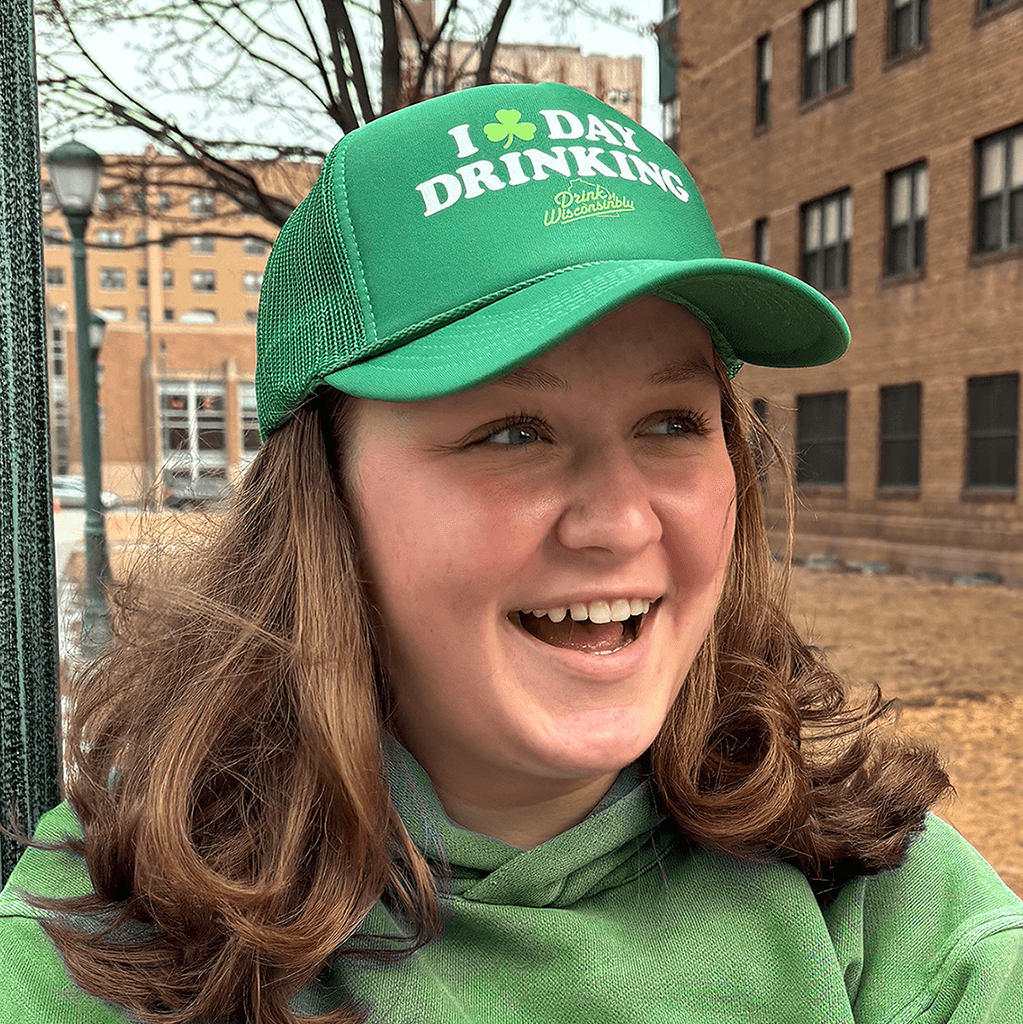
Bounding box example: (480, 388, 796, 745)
(483, 296, 720, 395)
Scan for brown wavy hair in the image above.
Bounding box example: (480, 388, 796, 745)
(29, 370, 949, 1024)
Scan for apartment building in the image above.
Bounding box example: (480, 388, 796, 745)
(41, 156, 316, 504)
(666, 0, 1023, 583)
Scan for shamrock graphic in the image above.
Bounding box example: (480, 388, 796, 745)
(484, 109, 537, 149)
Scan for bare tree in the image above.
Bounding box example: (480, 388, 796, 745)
(35, 0, 638, 235)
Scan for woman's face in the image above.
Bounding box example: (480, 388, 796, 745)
(347, 296, 736, 806)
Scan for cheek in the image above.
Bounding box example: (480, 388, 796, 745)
(661, 453, 737, 579)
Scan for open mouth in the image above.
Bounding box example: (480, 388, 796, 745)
(513, 599, 660, 655)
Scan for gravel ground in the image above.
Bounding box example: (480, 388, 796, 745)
(788, 565, 1023, 898)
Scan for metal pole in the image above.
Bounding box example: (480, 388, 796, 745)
(0, 0, 61, 883)
(66, 211, 112, 657)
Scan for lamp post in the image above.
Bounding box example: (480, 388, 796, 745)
(46, 140, 112, 658)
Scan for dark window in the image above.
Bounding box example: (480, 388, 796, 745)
(189, 192, 215, 217)
(191, 235, 215, 254)
(886, 162, 928, 275)
(191, 270, 217, 293)
(755, 34, 772, 126)
(99, 267, 126, 290)
(45, 266, 65, 285)
(890, 0, 928, 57)
(245, 310, 258, 325)
(158, 192, 172, 211)
(163, 308, 175, 322)
(879, 383, 921, 488)
(137, 268, 149, 287)
(976, 125, 1023, 254)
(242, 236, 269, 256)
(754, 217, 770, 264)
(138, 307, 149, 323)
(803, 0, 855, 101)
(967, 373, 1018, 491)
(980, 0, 1011, 9)
(162, 269, 174, 288)
(801, 190, 852, 292)
(797, 391, 847, 484)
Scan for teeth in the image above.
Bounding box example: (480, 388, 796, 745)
(522, 598, 655, 623)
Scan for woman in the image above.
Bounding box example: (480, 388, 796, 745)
(3, 82, 1021, 1024)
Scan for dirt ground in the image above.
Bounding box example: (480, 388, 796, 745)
(77, 511, 1023, 896)
(788, 565, 1023, 898)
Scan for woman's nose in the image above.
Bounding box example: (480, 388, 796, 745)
(554, 448, 662, 558)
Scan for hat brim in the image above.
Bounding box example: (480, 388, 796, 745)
(324, 258, 849, 401)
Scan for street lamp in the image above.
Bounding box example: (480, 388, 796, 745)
(46, 139, 112, 658)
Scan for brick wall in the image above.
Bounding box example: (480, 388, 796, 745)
(675, 0, 1023, 582)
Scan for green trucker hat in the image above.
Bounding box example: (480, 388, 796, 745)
(256, 81, 849, 437)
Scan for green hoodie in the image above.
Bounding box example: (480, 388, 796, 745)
(3, 739, 1022, 1023)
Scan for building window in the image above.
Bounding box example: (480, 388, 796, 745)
(158, 381, 229, 501)
(180, 309, 218, 324)
(890, 0, 928, 57)
(95, 190, 122, 212)
(97, 307, 126, 322)
(886, 162, 928, 275)
(137, 268, 149, 287)
(801, 190, 852, 292)
(191, 270, 217, 293)
(41, 186, 57, 211)
(245, 310, 258, 325)
(163, 308, 175, 322)
(162, 269, 174, 288)
(243, 271, 263, 294)
(158, 192, 172, 211)
(191, 235, 216, 254)
(161, 235, 174, 251)
(755, 34, 772, 127)
(753, 217, 770, 264)
(45, 266, 65, 285)
(803, 0, 855, 101)
(661, 96, 680, 151)
(242, 236, 269, 256)
(967, 373, 1018, 491)
(976, 124, 1023, 254)
(135, 230, 148, 246)
(99, 267, 126, 290)
(879, 383, 921, 488)
(43, 227, 64, 246)
(239, 382, 261, 460)
(797, 391, 847, 485)
(979, 0, 1011, 9)
(189, 192, 215, 216)
(138, 307, 150, 323)
(96, 229, 124, 248)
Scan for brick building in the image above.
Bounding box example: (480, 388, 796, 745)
(665, 0, 1023, 583)
(40, 157, 316, 505)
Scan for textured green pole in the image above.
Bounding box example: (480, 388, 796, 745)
(0, 0, 62, 884)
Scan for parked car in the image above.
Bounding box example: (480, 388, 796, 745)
(51, 475, 122, 510)
(162, 468, 232, 509)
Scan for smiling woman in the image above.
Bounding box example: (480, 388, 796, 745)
(3, 82, 1022, 1024)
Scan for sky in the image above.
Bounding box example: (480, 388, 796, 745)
(45, 0, 663, 155)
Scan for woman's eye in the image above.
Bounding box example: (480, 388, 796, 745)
(486, 423, 543, 446)
(645, 411, 709, 436)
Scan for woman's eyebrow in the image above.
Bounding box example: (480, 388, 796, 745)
(490, 366, 570, 391)
(645, 358, 719, 387)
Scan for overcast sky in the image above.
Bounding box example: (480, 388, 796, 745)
(45, 0, 662, 154)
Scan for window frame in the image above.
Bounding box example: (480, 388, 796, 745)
(191, 269, 217, 293)
(966, 373, 1019, 492)
(796, 390, 848, 486)
(975, 124, 1023, 255)
(878, 382, 922, 490)
(802, 0, 856, 103)
(755, 33, 772, 127)
(189, 192, 215, 217)
(889, 0, 928, 58)
(801, 189, 852, 293)
(98, 267, 127, 291)
(191, 235, 216, 255)
(45, 266, 65, 285)
(885, 161, 928, 276)
(243, 271, 263, 294)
